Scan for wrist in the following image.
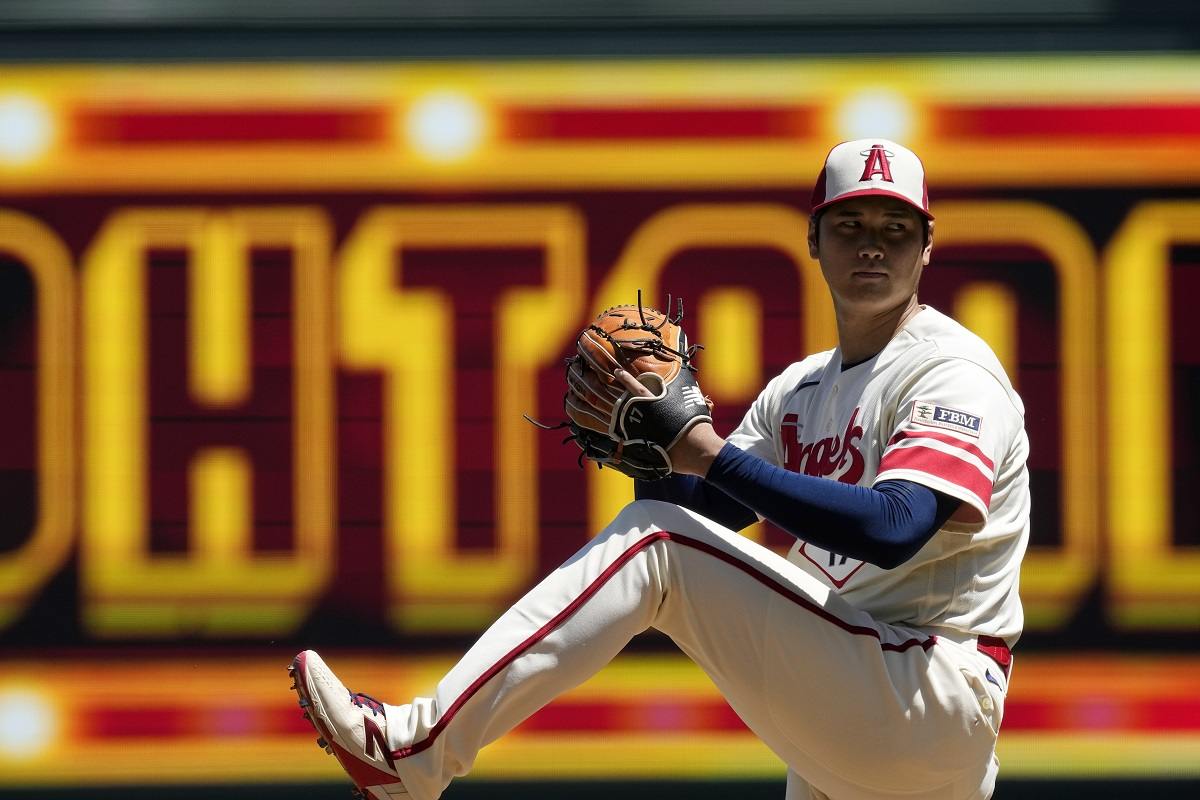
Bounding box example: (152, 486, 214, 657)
(669, 422, 726, 478)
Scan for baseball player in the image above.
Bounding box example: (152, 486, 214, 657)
(291, 138, 1029, 800)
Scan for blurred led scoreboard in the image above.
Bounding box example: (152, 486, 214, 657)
(1, 57, 1199, 646)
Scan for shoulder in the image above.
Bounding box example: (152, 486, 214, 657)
(728, 350, 833, 448)
(898, 307, 1020, 398)
(791, 349, 836, 381)
(743, 350, 834, 416)
(767, 350, 834, 395)
(902, 306, 1003, 370)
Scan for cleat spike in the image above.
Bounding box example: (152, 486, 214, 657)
(298, 697, 310, 707)
(316, 736, 328, 749)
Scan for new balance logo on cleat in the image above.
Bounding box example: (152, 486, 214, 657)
(364, 718, 397, 770)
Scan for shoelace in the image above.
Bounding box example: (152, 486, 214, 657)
(349, 691, 385, 717)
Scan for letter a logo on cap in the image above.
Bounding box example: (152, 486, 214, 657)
(810, 138, 933, 220)
(859, 144, 894, 183)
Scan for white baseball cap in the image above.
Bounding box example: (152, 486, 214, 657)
(810, 138, 933, 220)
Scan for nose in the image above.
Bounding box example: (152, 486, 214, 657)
(857, 241, 885, 261)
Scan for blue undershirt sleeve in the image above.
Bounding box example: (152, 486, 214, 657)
(634, 474, 760, 532)
(704, 442, 961, 569)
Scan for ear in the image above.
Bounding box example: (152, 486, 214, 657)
(808, 216, 820, 259)
(921, 219, 935, 266)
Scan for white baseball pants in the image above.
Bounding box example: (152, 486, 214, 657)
(380, 500, 1004, 799)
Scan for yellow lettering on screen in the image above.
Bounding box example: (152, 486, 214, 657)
(698, 288, 763, 400)
(190, 213, 248, 406)
(588, 205, 833, 543)
(191, 448, 251, 565)
(81, 207, 335, 636)
(338, 205, 585, 632)
(954, 282, 1018, 382)
(694, 288, 774, 547)
(934, 202, 1099, 629)
(0, 211, 75, 630)
(1105, 201, 1200, 628)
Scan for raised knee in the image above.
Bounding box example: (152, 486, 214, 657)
(605, 498, 711, 539)
(603, 499, 671, 534)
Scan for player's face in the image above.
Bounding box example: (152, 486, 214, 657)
(808, 196, 933, 317)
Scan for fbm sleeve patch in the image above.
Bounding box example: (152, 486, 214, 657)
(910, 400, 982, 437)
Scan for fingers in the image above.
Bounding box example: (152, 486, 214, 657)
(564, 393, 612, 435)
(567, 360, 621, 414)
(614, 368, 655, 398)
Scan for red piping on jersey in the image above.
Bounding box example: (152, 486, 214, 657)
(389, 530, 935, 761)
(878, 446, 994, 509)
(886, 429, 994, 472)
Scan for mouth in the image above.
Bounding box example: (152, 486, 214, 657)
(852, 270, 888, 279)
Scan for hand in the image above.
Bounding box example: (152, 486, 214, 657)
(613, 369, 726, 478)
(542, 299, 712, 481)
(612, 367, 654, 398)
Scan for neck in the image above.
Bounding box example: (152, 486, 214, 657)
(834, 295, 921, 364)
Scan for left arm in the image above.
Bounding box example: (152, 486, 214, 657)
(633, 473, 759, 532)
(615, 368, 960, 569)
(703, 441, 960, 569)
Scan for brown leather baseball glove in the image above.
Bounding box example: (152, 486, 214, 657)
(534, 295, 712, 480)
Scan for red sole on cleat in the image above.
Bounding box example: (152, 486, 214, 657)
(328, 736, 405, 788)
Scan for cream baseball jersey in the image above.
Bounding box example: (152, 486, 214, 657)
(727, 305, 1030, 643)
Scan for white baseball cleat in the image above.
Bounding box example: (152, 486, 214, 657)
(289, 650, 409, 799)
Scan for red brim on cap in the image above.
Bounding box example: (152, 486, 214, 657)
(810, 188, 934, 220)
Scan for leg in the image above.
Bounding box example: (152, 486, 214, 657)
(295, 500, 997, 800)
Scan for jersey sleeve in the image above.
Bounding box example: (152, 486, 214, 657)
(720, 359, 816, 465)
(724, 371, 787, 467)
(873, 358, 1019, 528)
